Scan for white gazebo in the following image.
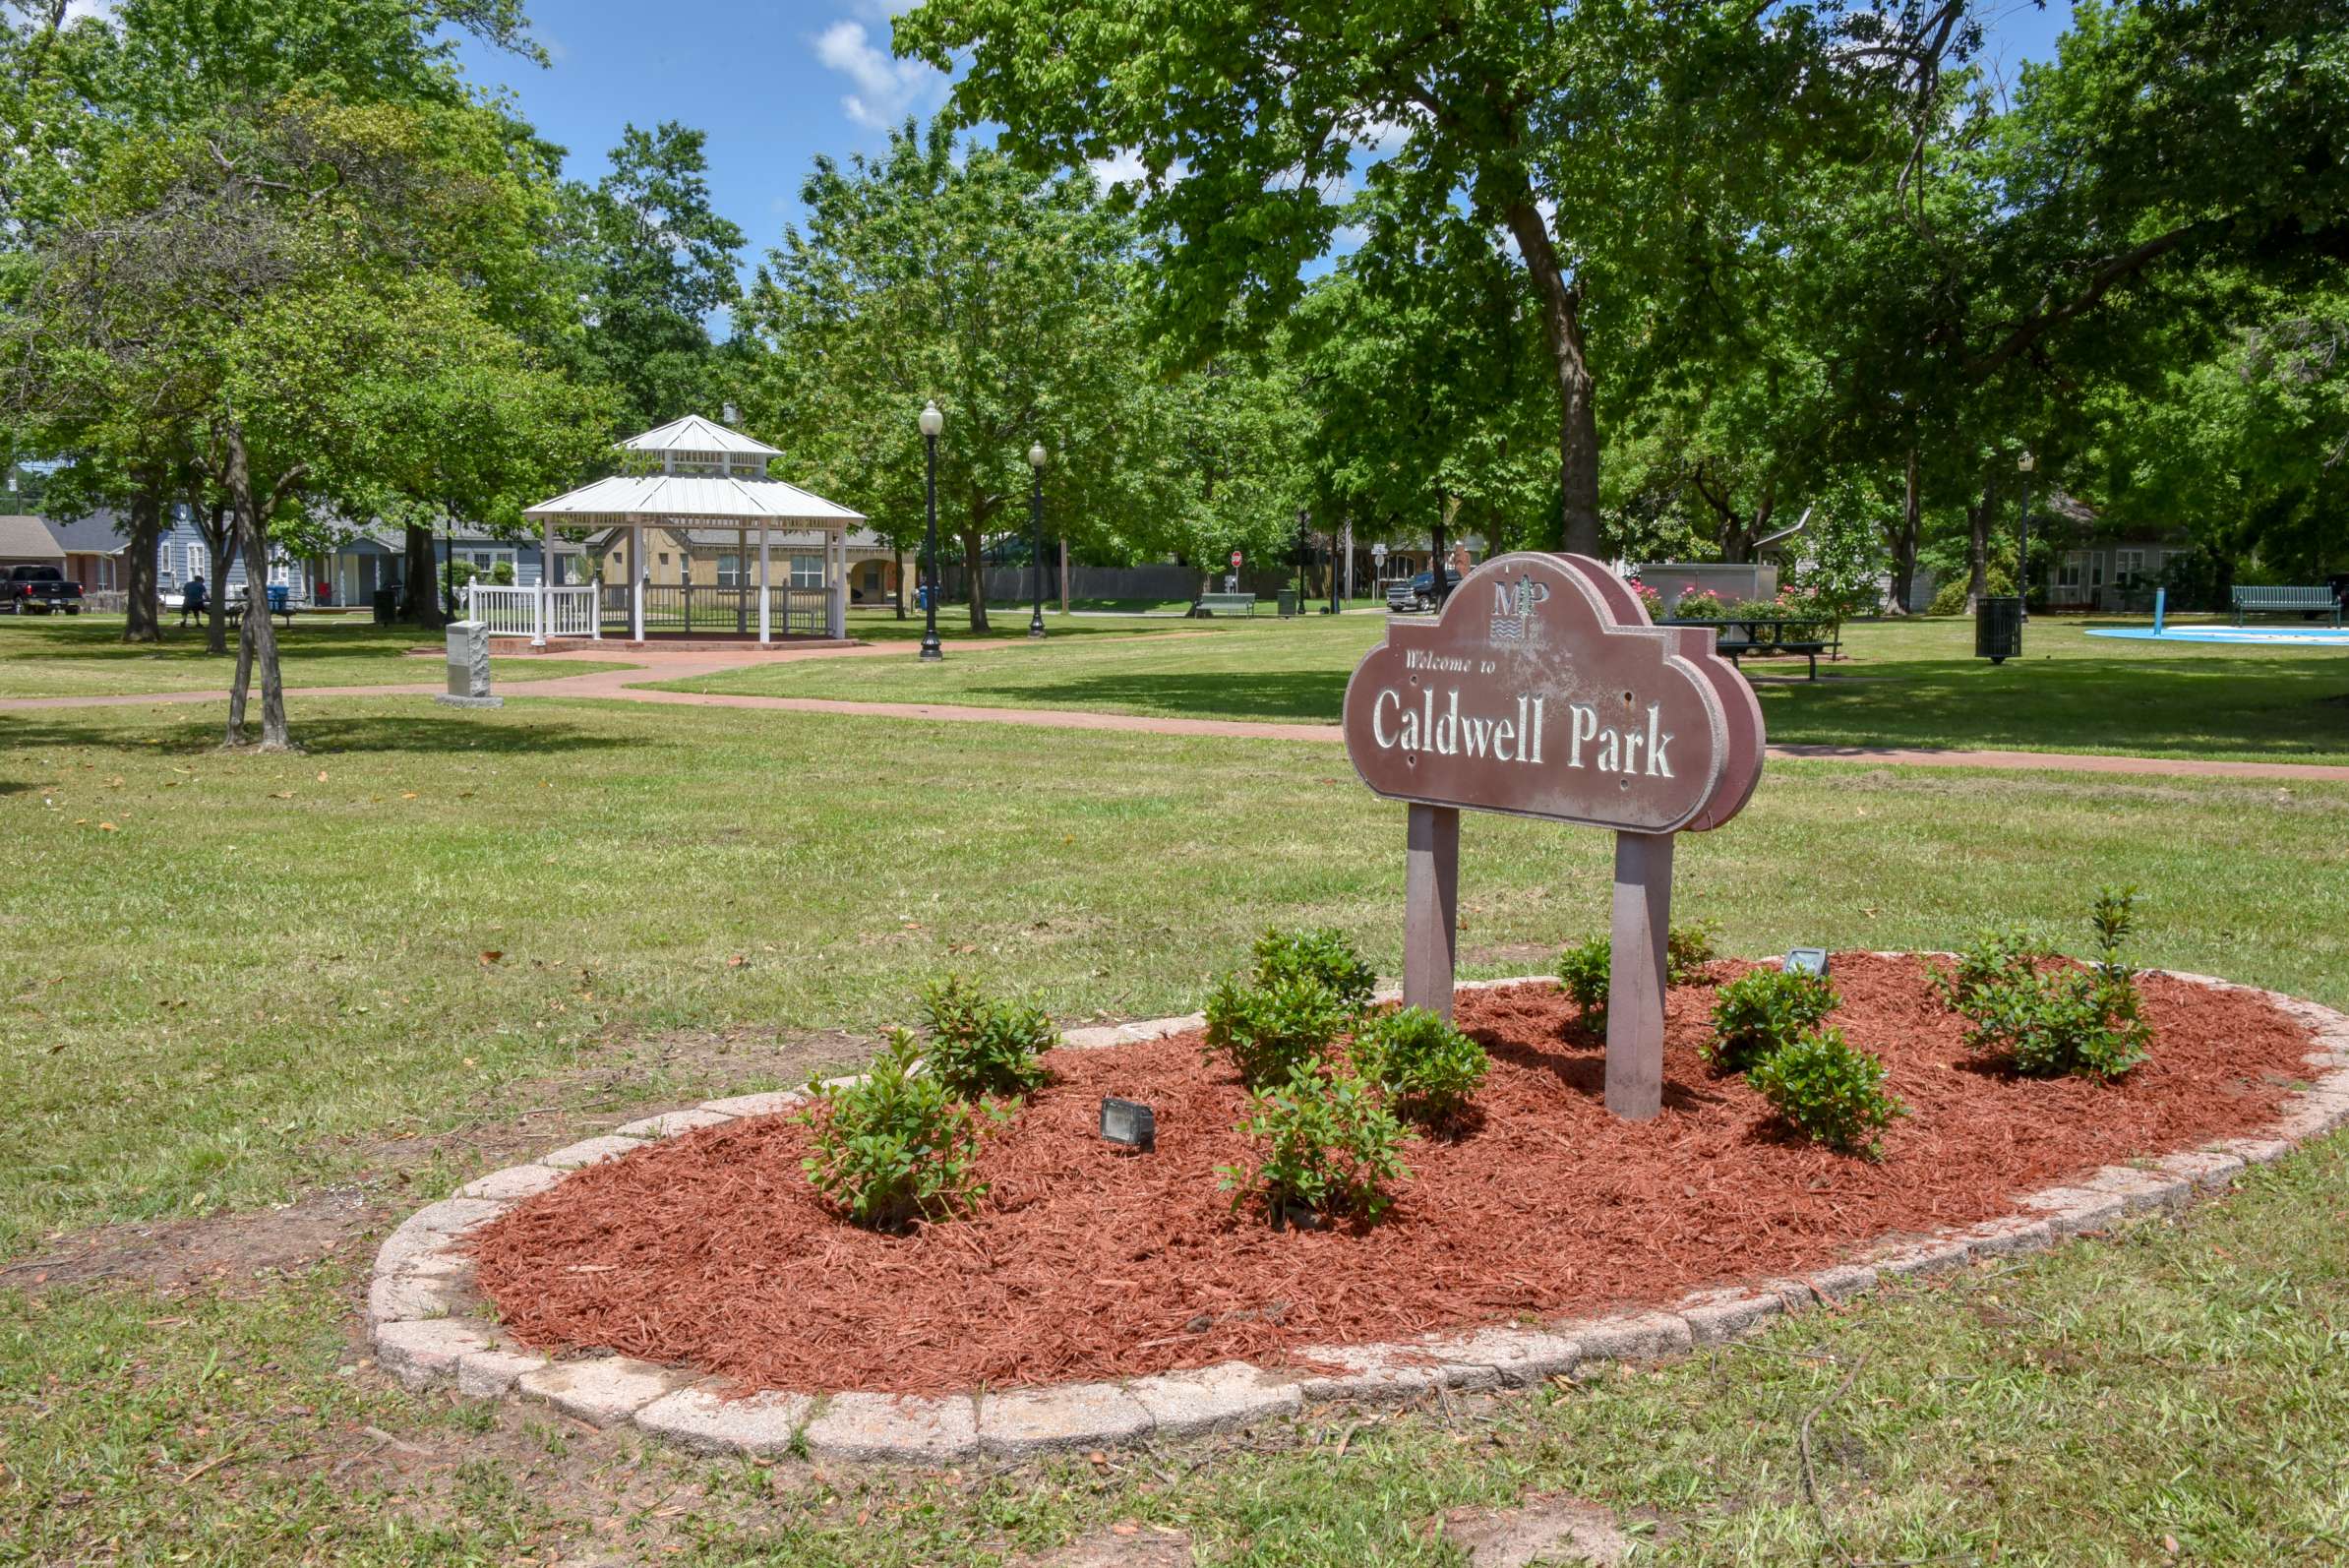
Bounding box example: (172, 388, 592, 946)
(513, 415, 866, 648)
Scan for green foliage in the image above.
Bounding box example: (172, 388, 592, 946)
(798, 1029, 996, 1231)
(1203, 973, 1352, 1088)
(1666, 920, 1720, 985)
(918, 973, 1054, 1098)
(1218, 1060, 1414, 1224)
(1353, 1006, 1489, 1125)
(1748, 1026, 1906, 1157)
(1926, 564, 2015, 616)
(1558, 935, 1610, 1018)
(1251, 927, 1376, 1013)
(1672, 588, 1726, 619)
(1706, 968, 1840, 1072)
(1935, 889, 2150, 1080)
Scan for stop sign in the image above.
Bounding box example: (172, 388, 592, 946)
(1230, 550, 1243, 569)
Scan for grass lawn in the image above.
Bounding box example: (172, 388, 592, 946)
(0, 616, 632, 699)
(665, 612, 2349, 764)
(4, 697, 2347, 1561)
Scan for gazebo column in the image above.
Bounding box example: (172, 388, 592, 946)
(532, 516, 552, 648)
(630, 521, 645, 643)
(757, 525, 772, 646)
(827, 528, 846, 637)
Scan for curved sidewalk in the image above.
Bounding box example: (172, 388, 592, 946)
(7, 645, 2348, 783)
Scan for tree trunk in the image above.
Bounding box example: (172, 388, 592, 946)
(123, 489, 163, 644)
(220, 426, 292, 751)
(1058, 535, 1069, 614)
(1499, 194, 1602, 556)
(1964, 471, 1996, 611)
(959, 525, 989, 633)
(1888, 448, 1922, 616)
(893, 544, 906, 619)
(203, 502, 232, 656)
(402, 523, 446, 630)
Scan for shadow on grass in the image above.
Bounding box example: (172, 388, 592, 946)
(0, 708, 639, 758)
(981, 669, 1350, 723)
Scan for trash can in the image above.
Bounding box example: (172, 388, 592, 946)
(1277, 588, 1299, 618)
(371, 587, 396, 626)
(1975, 596, 2022, 664)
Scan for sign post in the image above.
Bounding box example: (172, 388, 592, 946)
(1341, 553, 1763, 1119)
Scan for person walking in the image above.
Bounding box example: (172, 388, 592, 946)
(180, 573, 207, 628)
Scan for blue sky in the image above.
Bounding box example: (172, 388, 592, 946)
(457, 1, 2078, 282)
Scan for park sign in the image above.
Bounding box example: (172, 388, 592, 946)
(1342, 553, 1765, 1120)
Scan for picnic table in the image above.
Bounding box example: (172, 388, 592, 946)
(1662, 615, 1839, 679)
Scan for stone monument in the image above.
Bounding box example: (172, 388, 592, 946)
(435, 620, 503, 709)
(1342, 552, 1764, 1120)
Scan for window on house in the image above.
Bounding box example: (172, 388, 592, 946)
(2058, 553, 2085, 590)
(2114, 549, 2144, 579)
(716, 554, 744, 586)
(186, 543, 205, 579)
(790, 554, 824, 588)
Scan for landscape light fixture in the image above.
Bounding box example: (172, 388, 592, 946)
(1099, 1097, 1156, 1153)
(1782, 947, 1831, 978)
(919, 400, 943, 661)
(1028, 442, 1048, 639)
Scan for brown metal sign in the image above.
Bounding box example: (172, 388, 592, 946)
(1343, 553, 1763, 835)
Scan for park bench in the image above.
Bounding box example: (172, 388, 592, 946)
(1194, 591, 1257, 617)
(223, 588, 297, 633)
(2232, 585, 2343, 626)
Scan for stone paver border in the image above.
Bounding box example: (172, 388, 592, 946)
(368, 965, 2349, 1462)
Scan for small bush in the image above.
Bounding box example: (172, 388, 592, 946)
(1673, 587, 1726, 619)
(1354, 1006, 1488, 1124)
(1204, 973, 1353, 1086)
(919, 973, 1054, 1097)
(1218, 1060, 1414, 1224)
(1666, 920, 1720, 985)
(1558, 935, 1610, 1018)
(1632, 582, 1665, 620)
(799, 1029, 996, 1231)
(1933, 890, 2149, 1080)
(1251, 927, 1377, 1012)
(1705, 968, 1839, 1072)
(1747, 1026, 1906, 1157)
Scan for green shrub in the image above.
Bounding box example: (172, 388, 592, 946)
(1204, 973, 1353, 1086)
(1747, 1026, 1905, 1157)
(1354, 1006, 1489, 1125)
(1218, 1060, 1415, 1224)
(1705, 968, 1839, 1071)
(1925, 565, 2018, 617)
(1251, 927, 1377, 1012)
(799, 1029, 996, 1231)
(1933, 889, 2149, 1080)
(1673, 588, 1726, 619)
(1666, 920, 1720, 985)
(919, 973, 1054, 1097)
(1558, 935, 1610, 1018)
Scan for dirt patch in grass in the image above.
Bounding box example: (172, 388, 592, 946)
(1435, 1493, 1637, 1566)
(0, 1188, 383, 1296)
(468, 954, 2314, 1396)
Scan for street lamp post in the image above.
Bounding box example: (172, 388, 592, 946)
(2016, 449, 2036, 630)
(1027, 442, 1048, 638)
(919, 400, 943, 661)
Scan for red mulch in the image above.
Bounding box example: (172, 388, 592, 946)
(467, 954, 2313, 1395)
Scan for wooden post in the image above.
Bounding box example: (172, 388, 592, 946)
(1605, 830, 1675, 1120)
(1404, 803, 1461, 1018)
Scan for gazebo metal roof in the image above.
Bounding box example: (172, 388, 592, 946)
(522, 472, 864, 528)
(620, 414, 783, 457)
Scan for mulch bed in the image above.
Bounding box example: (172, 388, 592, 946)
(468, 954, 2313, 1395)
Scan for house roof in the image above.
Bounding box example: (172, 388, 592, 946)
(621, 415, 783, 459)
(525, 472, 865, 528)
(0, 514, 66, 561)
(43, 510, 130, 554)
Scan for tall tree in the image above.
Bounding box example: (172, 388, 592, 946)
(740, 123, 1169, 632)
(899, 0, 1947, 555)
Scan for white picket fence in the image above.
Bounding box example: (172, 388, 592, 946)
(465, 583, 597, 639)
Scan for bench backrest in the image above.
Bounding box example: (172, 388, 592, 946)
(1198, 592, 1254, 607)
(2234, 585, 2337, 607)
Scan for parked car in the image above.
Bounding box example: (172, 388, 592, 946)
(1386, 567, 1473, 612)
(5, 565, 84, 615)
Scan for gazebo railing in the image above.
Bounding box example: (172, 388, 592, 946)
(598, 582, 830, 638)
(465, 583, 597, 638)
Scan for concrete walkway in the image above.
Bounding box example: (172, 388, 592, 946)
(8, 642, 2349, 783)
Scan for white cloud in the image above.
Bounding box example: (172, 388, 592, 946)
(1088, 149, 1149, 188)
(813, 18, 945, 130)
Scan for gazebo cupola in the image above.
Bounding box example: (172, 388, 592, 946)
(516, 414, 867, 649)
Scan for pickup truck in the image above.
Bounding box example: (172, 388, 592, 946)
(5, 565, 84, 615)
